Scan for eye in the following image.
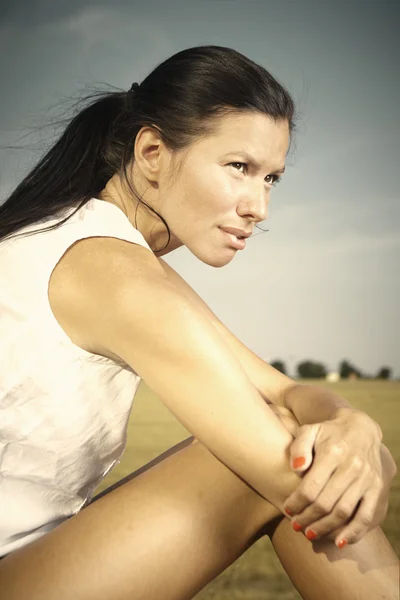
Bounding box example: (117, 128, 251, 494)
(229, 161, 247, 174)
(266, 174, 282, 187)
(229, 162, 282, 187)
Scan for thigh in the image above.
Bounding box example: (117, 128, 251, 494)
(92, 406, 301, 542)
(88, 435, 198, 504)
(0, 436, 280, 600)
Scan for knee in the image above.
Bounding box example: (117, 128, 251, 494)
(253, 513, 286, 542)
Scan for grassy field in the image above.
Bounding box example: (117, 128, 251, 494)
(95, 379, 400, 599)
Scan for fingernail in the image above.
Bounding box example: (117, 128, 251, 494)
(306, 529, 318, 541)
(292, 521, 302, 532)
(292, 456, 306, 469)
(285, 508, 293, 516)
(338, 539, 348, 549)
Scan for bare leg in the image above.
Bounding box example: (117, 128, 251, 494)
(0, 415, 397, 599)
(0, 437, 283, 600)
(267, 518, 398, 600)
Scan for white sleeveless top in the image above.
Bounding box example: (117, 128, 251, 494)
(0, 198, 153, 556)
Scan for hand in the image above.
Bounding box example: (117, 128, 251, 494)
(282, 409, 397, 548)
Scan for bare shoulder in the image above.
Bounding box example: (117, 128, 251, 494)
(48, 236, 172, 360)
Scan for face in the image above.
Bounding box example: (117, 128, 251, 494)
(157, 112, 290, 267)
(124, 111, 289, 266)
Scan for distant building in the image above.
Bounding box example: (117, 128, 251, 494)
(348, 372, 359, 380)
(326, 371, 340, 382)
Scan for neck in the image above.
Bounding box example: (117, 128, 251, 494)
(98, 178, 182, 256)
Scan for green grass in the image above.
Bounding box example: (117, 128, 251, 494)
(95, 379, 400, 599)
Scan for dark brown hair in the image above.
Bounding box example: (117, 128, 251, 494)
(0, 45, 296, 250)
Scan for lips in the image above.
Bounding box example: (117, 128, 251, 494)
(220, 227, 252, 239)
(220, 229, 247, 250)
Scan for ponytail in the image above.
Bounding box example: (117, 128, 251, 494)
(0, 90, 135, 242)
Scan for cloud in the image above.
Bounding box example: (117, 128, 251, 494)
(61, 7, 161, 55)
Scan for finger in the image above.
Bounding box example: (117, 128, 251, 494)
(298, 469, 370, 545)
(334, 478, 385, 547)
(291, 455, 363, 531)
(302, 489, 362, 543)
(289, 424, 320, 473)
(284, 445, 341, 516)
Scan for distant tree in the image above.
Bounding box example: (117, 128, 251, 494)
(297, 360, 327, 379)
(339, 360, 363, 379)
(271, 360, 287, 375)
(376, 367, 392, 380)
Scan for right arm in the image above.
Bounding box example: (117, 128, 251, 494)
(50, 237, 301, 510)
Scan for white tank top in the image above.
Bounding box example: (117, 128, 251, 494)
(0, 198, 153, 556)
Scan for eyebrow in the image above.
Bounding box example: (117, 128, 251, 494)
(226, 151, 286, 174)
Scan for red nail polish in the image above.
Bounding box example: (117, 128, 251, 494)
(285, 508, 293, 516)
(306, 529, 318, 540)
(292, 456, 306, 469)
(338, 539, 348, 549)
(292, 521, 302, 532)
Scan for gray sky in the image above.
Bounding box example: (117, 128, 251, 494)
(1, 0, 399, 378)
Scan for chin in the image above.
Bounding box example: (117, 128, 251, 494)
(190, 247, 236, 268)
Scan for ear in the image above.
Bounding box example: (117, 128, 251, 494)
(133, 126, 168, 183)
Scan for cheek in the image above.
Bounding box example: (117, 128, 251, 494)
(202, 167, 237, 207)
(179, 165, 237, 217)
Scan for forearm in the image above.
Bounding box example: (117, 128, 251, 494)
(282, 383, 357, 426)
(282, 383, 393, 464)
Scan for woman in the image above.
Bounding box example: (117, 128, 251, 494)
(0, 45, 397, 599)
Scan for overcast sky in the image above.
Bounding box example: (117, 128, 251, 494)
(1, 0, 399, 378)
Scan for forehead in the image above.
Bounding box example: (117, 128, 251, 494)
(199, 111, 290, 159)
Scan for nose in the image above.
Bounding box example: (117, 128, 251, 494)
(239, 187, 270, 223)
